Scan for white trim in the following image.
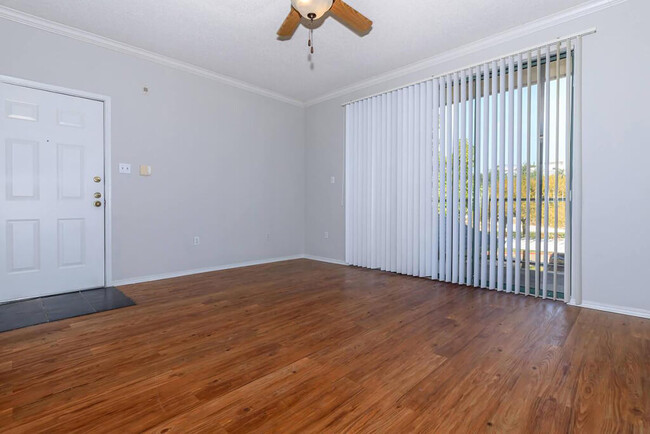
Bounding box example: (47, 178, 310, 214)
(0, 6, 303, 108)
(0, 74, 111, 102)
(303, 255, 348, 266)
(103, 97, 113, 285)
(111, 255, 306, 286)
(341, 29, 595, 107)
(572, 36, 583, 305)
(571, 300, 650, 319)
(0, 74, 113, 290)
(305, 0, 627, 107)
(112, 254, 349, 286)
(0, 0, 626, 107)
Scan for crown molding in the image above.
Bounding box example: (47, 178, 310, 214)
(0, 0, 628, 108)
(304, 0, 628, 107)
(0, 5, 305, 107)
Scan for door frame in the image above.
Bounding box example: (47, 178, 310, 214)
(0, 74, 113, 287)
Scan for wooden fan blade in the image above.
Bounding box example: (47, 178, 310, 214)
(277, 8, 301, 38)
(330, 0, 372, 34)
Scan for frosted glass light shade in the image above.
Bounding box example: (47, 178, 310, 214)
(291, 0, 334, 20)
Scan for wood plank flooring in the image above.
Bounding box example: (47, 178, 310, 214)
(0, 259, 648, 433)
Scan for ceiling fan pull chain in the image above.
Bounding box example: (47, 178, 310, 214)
(308, 13, 316, 54)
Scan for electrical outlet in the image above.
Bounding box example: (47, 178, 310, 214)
(193, 236, 200, 246)
(324, 231, 329, 239)
(119, 163, 131, 174)
(330, 176, 336, 184)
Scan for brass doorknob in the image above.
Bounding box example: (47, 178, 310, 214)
(93, 176, 102, 183)
(94, 192, 102, 199)
(94, 201, 102, 207)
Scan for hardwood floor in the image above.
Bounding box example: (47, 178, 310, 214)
(1, 259, 648, 433)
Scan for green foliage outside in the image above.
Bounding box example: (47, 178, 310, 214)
(436, 141, 567, 237)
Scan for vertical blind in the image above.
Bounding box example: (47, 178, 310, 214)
(345, 37, 583, 302)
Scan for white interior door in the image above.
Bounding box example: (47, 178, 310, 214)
(0, 82, 105, 303)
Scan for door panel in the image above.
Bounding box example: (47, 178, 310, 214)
(5, 139, 40, 200)
(6, 219, 40, 272)
(57, 218, 85, 268)
(57, 144, 85, 199)
(0, 82, 105, 303)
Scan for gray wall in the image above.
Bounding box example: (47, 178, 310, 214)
(2, 1, 648, 314)
(305, 0, 650, 312)
(0, 19, 306, 282)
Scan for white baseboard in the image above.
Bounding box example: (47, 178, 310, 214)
(303, 255, 348, 266)
(112, 258, 649, 321)
(110, 254, 349, 287)
(110, 255, 305, 286)
(571, 300, 650, 319)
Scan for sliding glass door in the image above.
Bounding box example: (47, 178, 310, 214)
(345, 38, 581, 303)
(466, 50, 572, 298)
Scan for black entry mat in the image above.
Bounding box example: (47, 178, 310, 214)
(0, 287, 135, 333)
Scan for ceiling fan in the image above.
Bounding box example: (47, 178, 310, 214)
(277, 0, 372, 53)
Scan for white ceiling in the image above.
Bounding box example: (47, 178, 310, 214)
(1, 0, 592, 103)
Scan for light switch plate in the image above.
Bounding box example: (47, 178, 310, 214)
(118, 163, 131, 174)
(139, 165, 152, 176)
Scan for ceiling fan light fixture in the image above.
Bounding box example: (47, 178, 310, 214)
(277, 0, 372, 54)
(290, 0, 334, 20)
